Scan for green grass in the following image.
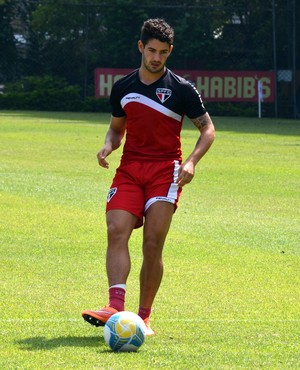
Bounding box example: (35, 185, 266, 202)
(1, 110, 299, 369)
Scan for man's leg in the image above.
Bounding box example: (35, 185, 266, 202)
(82, 209, 137, 326)
(138, 201, 174, 330)
(106, 209, 138, 286)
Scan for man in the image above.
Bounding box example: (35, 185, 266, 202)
(82, 18, 215, 336)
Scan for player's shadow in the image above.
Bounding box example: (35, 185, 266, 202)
(15, 336, 107, 351)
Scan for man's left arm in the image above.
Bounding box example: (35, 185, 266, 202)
(177, 112, 215, 187)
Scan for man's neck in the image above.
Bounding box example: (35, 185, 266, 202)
(138, 66, 166, 85)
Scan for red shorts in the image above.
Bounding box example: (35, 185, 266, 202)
(106, 160, 182, 228)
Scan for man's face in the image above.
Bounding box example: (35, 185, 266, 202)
(138, 39, 173, 74)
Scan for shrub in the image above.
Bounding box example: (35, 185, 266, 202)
(82, 96, 110, 112)
(1, 76, 82, 111)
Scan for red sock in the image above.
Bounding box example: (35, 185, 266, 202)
(138, 306, 152, 320)
(109, 287, 125, 311)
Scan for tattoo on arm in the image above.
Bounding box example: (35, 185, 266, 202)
(191, 113, 212, 130)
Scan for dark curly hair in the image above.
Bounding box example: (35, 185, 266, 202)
(140, 18, 174, 46)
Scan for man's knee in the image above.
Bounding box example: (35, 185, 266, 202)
(106, 210, 137, 236)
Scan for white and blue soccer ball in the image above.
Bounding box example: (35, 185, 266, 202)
(104, 311, 146, 352)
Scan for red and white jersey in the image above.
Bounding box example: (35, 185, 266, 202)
(110, 68, 206, 162)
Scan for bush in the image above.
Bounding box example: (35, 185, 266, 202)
(1, 76, 83, 111)
(205, 102, 257, 117)
(0, 75, 114, 112)
(82, 96, 110, 113)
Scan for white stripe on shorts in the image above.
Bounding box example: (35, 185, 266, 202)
(144, 160, 180, 212)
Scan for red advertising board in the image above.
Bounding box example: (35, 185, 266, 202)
(95, 68, 275, 102)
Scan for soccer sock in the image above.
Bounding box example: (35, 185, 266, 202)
(138, 306, 152, 320)
(109, 285, 126, 311)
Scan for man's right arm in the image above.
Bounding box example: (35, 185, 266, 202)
(97, 115, 126, 168)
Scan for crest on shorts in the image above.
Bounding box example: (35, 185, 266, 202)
(107, 187, 117, 203)
(156, 88, 172, 103)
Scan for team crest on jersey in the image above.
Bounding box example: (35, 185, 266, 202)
(107, 187, 117, 203)
(156, 88, 172, 103)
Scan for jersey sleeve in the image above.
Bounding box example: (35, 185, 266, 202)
(182, 80, 207, 119)
(109, 82, 126, 117)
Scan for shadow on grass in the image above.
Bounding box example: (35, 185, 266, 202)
(15, 335, 106, 351)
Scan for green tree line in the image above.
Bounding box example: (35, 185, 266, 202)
(0, 0, 299, 116)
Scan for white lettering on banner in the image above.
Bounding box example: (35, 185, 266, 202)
(260, 77, 271, 99)
(196, 75, 272, 101)
(99, 74, 124, 96)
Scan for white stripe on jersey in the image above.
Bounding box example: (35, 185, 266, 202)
(121, 93, 182, 122)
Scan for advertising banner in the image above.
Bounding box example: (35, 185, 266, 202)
(95, 68, 275, 102)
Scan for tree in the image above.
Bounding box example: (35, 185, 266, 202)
(31, 0, 93, 86)
(1, 0, 298, 116)
(0, 0, 18, 82)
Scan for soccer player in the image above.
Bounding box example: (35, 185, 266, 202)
(82, 18, 215, 336)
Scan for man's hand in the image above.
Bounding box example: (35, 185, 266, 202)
(97, 116, 126, 169)
(176, 161, 195, 187)
(97, 144, 113, 168)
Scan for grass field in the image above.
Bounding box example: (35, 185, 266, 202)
(1, 110, 299, 369)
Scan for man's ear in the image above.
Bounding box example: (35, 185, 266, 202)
(138, 40, 144, 53)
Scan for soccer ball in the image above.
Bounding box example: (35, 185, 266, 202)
(104, 311, 146, 352)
